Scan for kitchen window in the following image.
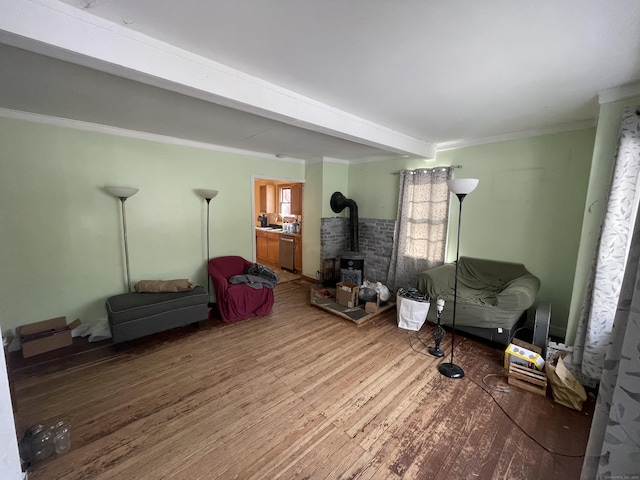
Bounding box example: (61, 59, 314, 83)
(280, 186, 291, 216)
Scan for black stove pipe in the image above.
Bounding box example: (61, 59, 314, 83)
(330, 191, 359, 252)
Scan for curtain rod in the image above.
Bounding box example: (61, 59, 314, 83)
(392, 165, 462, 175)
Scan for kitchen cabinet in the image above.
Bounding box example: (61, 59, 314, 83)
(290, 184, 302, 215)
(294, 235, 302, 273)
(256, 230, 269, 265)
(256, 229, 280, 267)
(267, 232, 280, 264)
(259, 184, 276, 213)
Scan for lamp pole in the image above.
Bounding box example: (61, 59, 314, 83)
(438, 193, 466, 378)
(438, 178, 479, 379)
(119, 197, 133, 293)
(196, 189, 219, 307)
(105, 186, 139, 293)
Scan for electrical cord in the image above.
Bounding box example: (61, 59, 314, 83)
(406, 333, 585, 459)
(464, 372, 585, 458)
(508, 325, 528, 345)
(408, 331, 433, 355)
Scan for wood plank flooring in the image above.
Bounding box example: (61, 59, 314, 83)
(12, 280, 594, 479)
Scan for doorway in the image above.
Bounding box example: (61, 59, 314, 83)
(252, 177, 304, 281)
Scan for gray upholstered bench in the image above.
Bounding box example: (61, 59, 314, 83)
(106, 286, 209, 343)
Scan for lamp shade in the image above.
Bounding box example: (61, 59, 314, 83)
(447, 178, 479, 195)
(105, 186, 139, 199)
(196, 189, 219, 200)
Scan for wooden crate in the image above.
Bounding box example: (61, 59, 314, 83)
(508, 363, 548, 396)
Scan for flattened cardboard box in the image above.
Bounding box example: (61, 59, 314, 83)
(18, 316, 81, 358)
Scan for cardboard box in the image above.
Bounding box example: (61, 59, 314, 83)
(336, 282, 359, 308)
(365, 296, 380, 314)
(18, 317, 81, 358)
(546, 340, 573, 361)
(504, 338, 545, 371)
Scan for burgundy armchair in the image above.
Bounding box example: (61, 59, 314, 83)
(208, 256, 275, 323)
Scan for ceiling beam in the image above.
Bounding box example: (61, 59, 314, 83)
(0, 0, 435, 158)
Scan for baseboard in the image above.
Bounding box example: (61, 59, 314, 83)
(548, 325, 566, 341)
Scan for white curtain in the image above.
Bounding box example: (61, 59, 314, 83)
(573, 107, 640, 382)
(386, 167, 452, 292)
(581, 188, 640, 479)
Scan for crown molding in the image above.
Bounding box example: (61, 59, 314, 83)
(436, 120, 596, 152)
(0, 108, 307, 164)
(598, 82, 640, 104)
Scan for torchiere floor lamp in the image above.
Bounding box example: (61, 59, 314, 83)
(197, 189, 219, 307)
(105, 186, 139, 292)
(438, 178, 479, 379)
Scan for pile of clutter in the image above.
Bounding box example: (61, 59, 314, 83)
(358, 280, 391, 304)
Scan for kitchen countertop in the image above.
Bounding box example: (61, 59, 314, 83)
(255, 226, 283, 231)
(255, 227, 301, 237)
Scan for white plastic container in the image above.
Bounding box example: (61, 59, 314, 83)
(396, 295, 430, 331)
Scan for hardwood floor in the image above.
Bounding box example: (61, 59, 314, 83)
(12, 281, 594, 479)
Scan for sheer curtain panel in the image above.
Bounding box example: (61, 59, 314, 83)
(581, 192, 640, 479)
(387, 167, 452, 292)
(573, 107, 640, 382)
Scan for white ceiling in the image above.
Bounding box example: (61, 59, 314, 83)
(1, 0, 640, 162)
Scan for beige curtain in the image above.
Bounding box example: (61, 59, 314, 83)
(386, 167, 452, 292)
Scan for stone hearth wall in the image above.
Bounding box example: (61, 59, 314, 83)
(320, 217, 396, 285)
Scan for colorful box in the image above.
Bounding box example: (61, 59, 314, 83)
(504, 339, 545, 371)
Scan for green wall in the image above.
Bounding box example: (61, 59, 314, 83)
(304, 161, 323, 279)
(321, 161, 350, 217)
(348, 158, 434, 219)
(0, 117, 303, 334)
(348, 130, 596, 335)
(0, 113, 601, 340)
(565, 94, 640, 344)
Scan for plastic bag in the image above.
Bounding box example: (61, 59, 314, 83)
(396, 295, 430, 331)
(544, 353, 587, 411)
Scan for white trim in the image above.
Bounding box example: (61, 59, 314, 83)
(347, 155, 436, 165)
(303, 157, 325, 165)
(0, 108, 307, 164)
(0, 0, 435, 158)
(436, 120, 595, 152)
(598, 82, 640, 104)
(322, 157, 351, 165)
(250, 174, 305, 184)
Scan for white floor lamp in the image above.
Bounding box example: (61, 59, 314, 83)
(438, 178, 479, 379)
(196, 189, 219, 306)
(105, 186, 139, 293)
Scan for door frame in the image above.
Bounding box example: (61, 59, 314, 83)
(251, 174, 305, 265)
